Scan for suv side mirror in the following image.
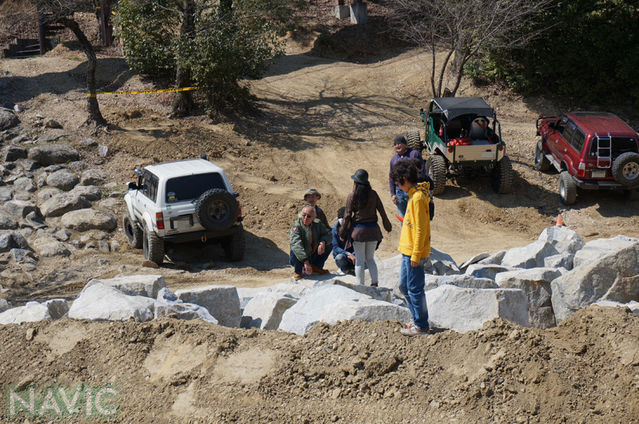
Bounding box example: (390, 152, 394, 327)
(127, 181, 138, 190)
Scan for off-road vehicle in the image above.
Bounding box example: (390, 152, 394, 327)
(408, 97, 513, 195)
(535, 112, 639, 204)
(122, 157, 244, 265)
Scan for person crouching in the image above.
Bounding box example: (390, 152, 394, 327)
(289, 204, 332, 281)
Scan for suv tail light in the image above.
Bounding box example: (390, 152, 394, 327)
(156, 212, 165, 230)
(237, 201, 242, 219)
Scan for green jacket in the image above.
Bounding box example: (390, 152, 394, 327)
(289, 217, 332, 262)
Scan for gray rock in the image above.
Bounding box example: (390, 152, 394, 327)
(3, 145, 27, 162)
(10, 248, 37, 264)
(54, 229, 71, 241)
(15, 158, 38, 172)
(28, 144, 79, 166)
(572, 235, 639, 269)
(477, 250, 507, 266)
(237, 283, 309, 309)
(24, 210, 46, 229)
(537, 226, 585, 254)
(97, 145, 109, 157)
(0, 212, 18, 230)
(40, 193, 90, 217)
(85, 274, 166, 298)
(46, 169, 79, 191)
(321, 298, 411, 327)
(12, 177, 36, 193)
(44, 299, 69, 319)
(80, 168, 107, 186)
(427, 247, 460, 275)
(80, 138, 97, 147)
(592, 300, 639, 315)
(154, 288, 218, 323)
(495, 267, 563, 329)
(0, 187, 12, 202)
(552, 242, 639, 323)
(175, 285, 241, 328)
(70, 185, 102, 201)
(36, 187, 62, 202)
(68, 283, 155, 322)
(0, 298, 9, 313)
(501, 240, 559, 269)
(278, 284, 371, 335)
(544, 253, 574, 270)
(459, 252, 491, 272)
(241, 293, 297, 330)
(0, 231, 29, 252)
(331, 276, 393, 302)
(60, 208, 117, 232)
(0, 108, 19, 130)
(44, 119, 63, 129)
(426, 285, 529, 333)
(3, 200, 38, 218)
(465, 263, 516, 280)
(424, 274, 498, 291)
(31, 236, 70, 257)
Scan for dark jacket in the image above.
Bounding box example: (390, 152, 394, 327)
(332, 220, 353, 259)
(340, 188, 392, 238)
(290, 217, 332, 262)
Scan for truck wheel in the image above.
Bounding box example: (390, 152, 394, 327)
(196, 189, 238, 231)
(122, 214, 143, 249)
(611, 152, 639, 186)
(143, 229, 164, 265)
(559, 171, 577, 205)
(406, 129, 422, 152)
(492, 156, 514, 194)
(223, 229, 245, 261)
(534, 140, 551, 172)
(427, 155, 447, 195)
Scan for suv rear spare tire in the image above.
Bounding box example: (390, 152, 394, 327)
(196, 189, 238, 231)
(611, 152, 639, 186)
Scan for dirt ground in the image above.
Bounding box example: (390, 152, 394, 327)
(1, 3, 639, 422)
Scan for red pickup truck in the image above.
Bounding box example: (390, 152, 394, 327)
(535, 112, 639, 204)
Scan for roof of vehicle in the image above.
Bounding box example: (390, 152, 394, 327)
(144, 159, 226, 180)
(566, 112, 638, 137)
(430, 97, 495, 120)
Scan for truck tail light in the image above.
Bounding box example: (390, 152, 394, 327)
(448, 147, 454, 153)
(498, 145, 504, 151)
(237, 201, 242, 218)
(156, 212, 164, 230)
(578, 163, 586, 170)
(439, 126, 443, 137)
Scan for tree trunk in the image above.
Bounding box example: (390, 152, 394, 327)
(59, 17, 106, 126)
(220, 0, 232, 15)
(171, 0, 196, 117)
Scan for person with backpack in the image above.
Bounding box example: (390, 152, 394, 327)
(390, 160, 432, 336)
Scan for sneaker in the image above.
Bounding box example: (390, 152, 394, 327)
(311, 265, 329, 275)
(370, 282, 378, 287)
(400, 325, 430, 336)
(293, 273, 303, 281)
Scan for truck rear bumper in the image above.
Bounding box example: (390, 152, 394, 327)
(160, 225, 243, 243)
(572, 177, 627, 190)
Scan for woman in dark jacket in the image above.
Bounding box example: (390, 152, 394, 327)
(340, 169, 392, 286)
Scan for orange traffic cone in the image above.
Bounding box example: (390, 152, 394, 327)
(556, 213, 564, 226)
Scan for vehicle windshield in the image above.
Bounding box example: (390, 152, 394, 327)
(165, 172, 227, 203)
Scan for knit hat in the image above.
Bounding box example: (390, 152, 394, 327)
(303, 188, 321, 200)
(351, 169, 370, 186)
(393, 135, 407, 145)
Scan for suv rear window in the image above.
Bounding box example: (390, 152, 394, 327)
(165, 172, 226, 203)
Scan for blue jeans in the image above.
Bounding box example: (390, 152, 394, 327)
(398, 254, 429, 330)
(334, 252, 355, 274)
(289, 249, 331, 274)
(396, 189, 408, 217)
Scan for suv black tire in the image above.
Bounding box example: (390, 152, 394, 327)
(123, 214, 143, 249)
(534, 140, 551, 172)
(611, 152, 639, 186)
(143, 228, 165, 265)
(406, 129, 422, 152)
(559, 171, 577, 205)
(195, 189, 238, 231)
(223, 229, 245, 261)
(492, 156, 514, 194)
(427, 155, 447, 195)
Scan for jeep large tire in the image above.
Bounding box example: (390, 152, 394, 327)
(427, 155, 447, 195)
(534, 140, 551, 172)
(611, 152, 639, 186)
(195, 189, 238, 231)
(143, 228, 164, 265)
(492, 155, 514, 194)
(223, 229, 245, 261)
(559, 171, 577, 205)
(122, 214, 143, 249)
(406, 129, 422, 152)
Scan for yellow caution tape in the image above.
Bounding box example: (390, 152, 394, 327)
(87, 86, 201, 97)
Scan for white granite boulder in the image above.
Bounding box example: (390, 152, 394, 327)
(426, 285, 529, 333)
(237, 283, 308, 309)
(592, 300, 639, 315)
(175, 285, 241, 328)
(0, 298, 10, 313)
(464, 263, 516, 280)
(154, 288, 218, 323)
(427, 247, 460, 275)
(501, 240, 559, 269)
(278, 284, 371, 335)
(537, 226, 585, 254)
(0, 299, 67, 324)
(241, 293, 297, 330)
(331, 276, 393, 302)
(572, 235, 639, 269)
(85, 274, 166, 298)
(31, 236, 70, 257)
(68, 283, 155, 321)
(80, 168, 107, 186)
(424, 274, 498, 291)
(320, 297, 410, 325)
(551, 242, 639, 324)
(495, 267, 563, 329)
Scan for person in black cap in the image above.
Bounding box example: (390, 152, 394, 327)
(340, 169, 392, 287)
(388, 135, 425, 218)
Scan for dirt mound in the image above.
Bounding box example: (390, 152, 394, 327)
(0, 306, 637, 422)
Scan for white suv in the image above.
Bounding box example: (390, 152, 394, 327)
(122, 157, 244, 265)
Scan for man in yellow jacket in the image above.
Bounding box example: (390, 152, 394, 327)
(390, 160, 431, 336)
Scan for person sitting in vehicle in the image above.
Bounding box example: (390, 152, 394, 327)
(469, 116, 489, 140)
